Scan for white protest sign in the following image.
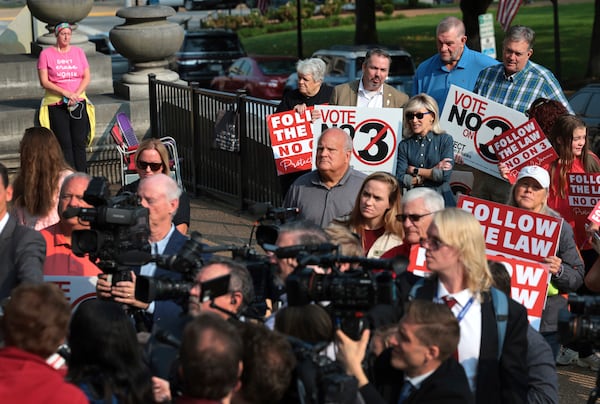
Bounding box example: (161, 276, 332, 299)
(441, 85, 527, 178)
(312, 106, 402, 175)
(458, 195, 562, 262)
(45, 276, 98, 311)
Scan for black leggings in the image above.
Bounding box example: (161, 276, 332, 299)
(48, 100, 89, 172)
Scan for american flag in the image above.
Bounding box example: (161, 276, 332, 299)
(497, 0, 524, 31)
(258, 0, 270, 15)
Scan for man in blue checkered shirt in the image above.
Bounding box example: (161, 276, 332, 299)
(470, 25, 572, 203)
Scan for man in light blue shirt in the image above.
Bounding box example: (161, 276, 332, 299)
(412, 16, 499, 111)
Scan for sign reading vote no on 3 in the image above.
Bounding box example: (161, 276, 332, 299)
(267, 106, 403, 176)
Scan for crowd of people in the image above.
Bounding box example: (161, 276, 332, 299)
(0, 15, 594, 404)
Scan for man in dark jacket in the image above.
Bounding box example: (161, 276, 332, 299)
(336, 299, 474, 404)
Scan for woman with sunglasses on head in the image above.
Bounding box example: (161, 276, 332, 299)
(506, 166, 584, 359)
(396, 93, 455, 207)
(330, 171, 404, 258)
(119, 139, 190, 234)
(37, 22, 95, 173)
(414, 208, 529, 403)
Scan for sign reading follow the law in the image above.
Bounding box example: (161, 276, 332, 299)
(488, 118, 558, 183)
(440, 85, 527, 179)
(267, 108, 315, 176)
(457, 194, 562, 261)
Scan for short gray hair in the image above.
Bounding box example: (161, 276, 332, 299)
(296, 58, 326, 83)
(437, 16, 465, 36)
(201, 257, 255, 312)
(60, 172, 91, 196)
(402, 187, 445, 213)
(504, 25, 535, 49)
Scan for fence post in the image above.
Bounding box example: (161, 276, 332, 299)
(148, 74, 158, 138)
(236, 89, 247, 211)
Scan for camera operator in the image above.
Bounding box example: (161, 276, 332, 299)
(336, 299, 473, 404)
(188, 257, 255, 320)
(95, 173, 189, 332)
(41, 172, 101, 276)
(269, 220, 331, 284)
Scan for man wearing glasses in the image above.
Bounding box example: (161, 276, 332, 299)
(40, 172, 101, 276)
(329, 48, 409, 108)
(397, 187, 445, 249)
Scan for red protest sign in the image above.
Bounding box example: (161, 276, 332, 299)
(487, 255, 549, 330)
(458, 195, 562, 262)
(488, 118, 558, 183)
(568, 173, 600, 218)
(407, 244, 431, 277)
(267, 109, 315, 176)
(588, 199, 600, 226)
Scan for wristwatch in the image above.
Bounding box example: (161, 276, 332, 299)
(412, 168, 419, 177)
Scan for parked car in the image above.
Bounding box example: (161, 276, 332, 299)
(210, 55, 298, 100)
(88, 32, 130, 81)
(569, 83, 600, 154)
(285, 45, 416, 95)
(170, 30, 246, 86)
(148, 0, 240, 10)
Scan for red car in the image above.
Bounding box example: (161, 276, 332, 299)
(210, 55, 298, 100)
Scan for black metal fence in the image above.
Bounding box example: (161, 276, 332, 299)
(148, 75, 283, 209)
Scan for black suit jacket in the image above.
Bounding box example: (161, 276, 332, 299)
(360, 354, 474, 404)
(0, 215, 45, 299)
(414, 278, 528, 404)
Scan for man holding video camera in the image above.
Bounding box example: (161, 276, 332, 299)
(95, 173, 188, 332)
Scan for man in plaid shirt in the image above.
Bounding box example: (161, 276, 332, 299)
(470, 25, 572, 203)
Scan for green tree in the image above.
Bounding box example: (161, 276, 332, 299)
(354, 0, 378, 44)
(460, 0, 494, 51)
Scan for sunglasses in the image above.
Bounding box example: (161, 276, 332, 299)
(137, 160, 163, 172)
(396, 212, 435, 224)
(405, 111, 432, 120)
(419, 236, 447, 251)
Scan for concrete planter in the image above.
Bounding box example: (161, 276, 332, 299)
(26, 0, 94, 48)
(110, 6, 184, 86)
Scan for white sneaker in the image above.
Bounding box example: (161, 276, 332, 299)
(577, 353, 600, 371)
(556, 347, 579, 365)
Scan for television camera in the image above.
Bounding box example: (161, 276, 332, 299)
(69, 177, 150, 283)
(273, 243, 407, 340)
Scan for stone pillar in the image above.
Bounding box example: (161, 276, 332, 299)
(110, 6, 185, 100)
(26, 0, 94, 55)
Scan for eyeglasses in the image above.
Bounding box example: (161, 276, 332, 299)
(419, 236, 447, 251)
(60, 193, 85, 202)
(137, 161, 163, 172)
(396, 212, 435, 224)
(405, 111, 432, 120)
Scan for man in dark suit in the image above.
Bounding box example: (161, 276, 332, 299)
(96, 173, 189, 333)
(336, 299, 473, 404)
(329, 48, 409, 108)
(0, 163, 45, 300)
